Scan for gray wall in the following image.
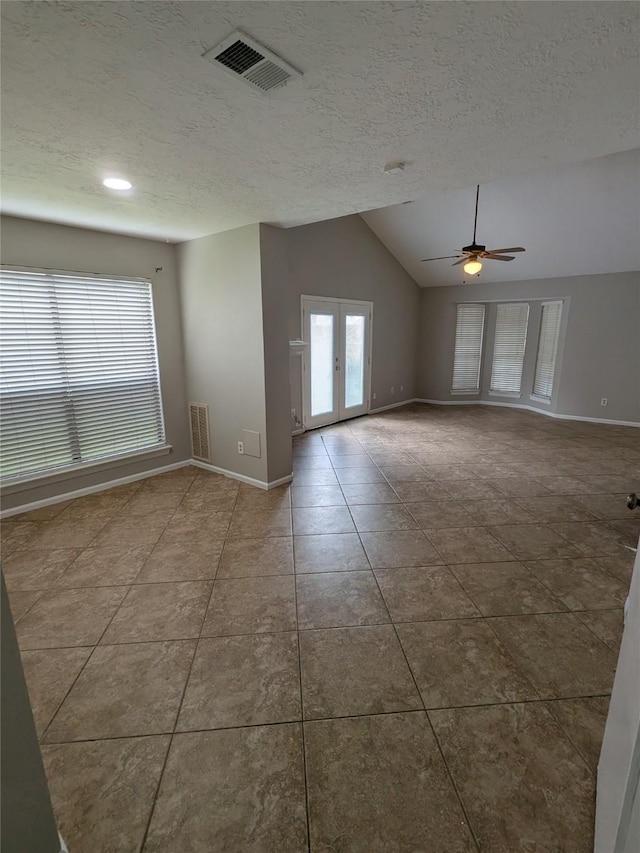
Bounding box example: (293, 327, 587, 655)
(1, 574, 60, 853)
(259, 224, 293, 482)
(418, 271, 640, 423)
(0, 216, 191, 512)
(285, 214, 421, 422)
(177, 224, 270, 483)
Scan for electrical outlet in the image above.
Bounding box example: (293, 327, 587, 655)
(373, 392, 377, 400)
(391, 386, 395, 394)
(600, 398, 608, 407)
(237, 441, 244, 454)
(400, 384, 404, 392)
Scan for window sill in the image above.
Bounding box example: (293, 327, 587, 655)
(1, 445, 173, 494)
(450, 390, 481, 395)
(529, 394, 552, 405)
(488, 390, 522, 399)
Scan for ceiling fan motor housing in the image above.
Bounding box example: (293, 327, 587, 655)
(462, 243, 486, 254)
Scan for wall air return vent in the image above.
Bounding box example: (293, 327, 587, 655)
(189, 403, 211, 463)
(203, 30, 302, 92)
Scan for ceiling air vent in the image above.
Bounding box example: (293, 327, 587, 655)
(203, 30, 302, 92)
(189, 403, 211, 463)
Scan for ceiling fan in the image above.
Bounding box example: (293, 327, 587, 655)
(421, 185, 525, 276)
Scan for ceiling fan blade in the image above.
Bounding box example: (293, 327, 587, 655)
(486, 247, 526, 254)
(420, 255, 463, 262)
(485, 254, 515, 261)
(451, 257, 468, 266)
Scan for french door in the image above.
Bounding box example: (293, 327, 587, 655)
(301, 297, 372, 430)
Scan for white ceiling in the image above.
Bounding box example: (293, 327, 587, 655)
(361, 149, 640, 286)
(1, 1, 639, 242)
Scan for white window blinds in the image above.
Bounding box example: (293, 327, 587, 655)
(0, 268, 165, 482)
(451, 303, 485, 392)
(490, 302, 530, 394)
(533, 300, 563, 400)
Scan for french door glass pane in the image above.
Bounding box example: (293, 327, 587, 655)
(310, 313, 334, 416)
(345, 314, 365, 408)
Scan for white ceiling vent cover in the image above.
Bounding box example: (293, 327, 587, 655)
(203, 30, 302, 92)
(189, 403, 211, 463)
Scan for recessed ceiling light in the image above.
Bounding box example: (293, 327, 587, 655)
(103, 177, 132, 190)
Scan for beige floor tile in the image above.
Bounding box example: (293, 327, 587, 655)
(234, 484, 291, 510)
(350, 503, 418, 532)
(430, 703, 595, 852)
(451, 561, 566, 616)
(22, 646, 92, 737)
(179, 489, 238, 513)
(101, 582, 212, 643)
(45, 640, 196, 741)
(57, 545, 152, 587)
(161, 509, 232, 542)
(464, 498, 536, 526)
(227, 507, 292, 538)
(514, 495, 598, 522)
(299, 625, 421, 719)
(549, 521, 631, 556)
(7, 589, 42, 622)
(91, 514, 170, 548)
(574, 493, 634, 520)
(293, 533, 370, 573)
(437, 479, 505, 500)
(378, 463, 431, 483)
(361, 529, 443, 568)
(405, 500, 478, 529)
(305, 713, 476, 852)
(135, 540, 223, 583)
(1, 520, 41, 553)
(290, 485, 345, 507)
(329, 455, 374, 469)
(427, 526, 514, 564)
(138, 473, 197, 494)
(375, 565, 480, 622)
(340, 482, 400, 504)
(533, 475, 595, 495)
(296, 570, 389, 629)
(177, 633, 301, 730)
(545, 696, 610, 772)
(29, 517, 110, 549)
(596, 554, 635, 586)
(292, 506, 356, 535)
(202, 576, 296, 636)
(488, 477, 553, 497)
(2, 548, 81, 590)
(397, 620, 537, 708)
(144, 725, 307, 853)
(524, 558, 628, 611)
(576, 609, 625, 653)
(293, 455, 334, 470)
(14, 501, 72, 522)
(391, 480, 454, 502)
(121, 491, 187, 515)
(334, 466, 387, 484)
(217, 536, 293, 578)
(43, 736, 170, 853)
(291, 468, 339, 486)
(487, 523, 582, 560)
(489, 613, 617, 698)
(16, 586, 128, 649)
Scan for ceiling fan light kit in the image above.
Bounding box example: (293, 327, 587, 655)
(421, 184, 526, 278)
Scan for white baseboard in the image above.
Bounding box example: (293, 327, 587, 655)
(369, 398, 418, 414)
(1, 457, 295, 517)
(415, 398, 640, 427)
(0, 461, 192, 519)
(292, 428, 305, 436)
(190, 460, 293, 491)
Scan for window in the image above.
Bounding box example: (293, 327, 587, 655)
(490, 302, 530, 395)
(533, 300, 563, 400)
(451, 303, 485, 392)
(0, 268, 165, 482)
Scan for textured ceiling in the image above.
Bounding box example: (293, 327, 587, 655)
(1, 1, 639, 242)
(361, 149, 640, 286)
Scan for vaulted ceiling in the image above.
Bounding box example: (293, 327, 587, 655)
(2, 1, 639, 246)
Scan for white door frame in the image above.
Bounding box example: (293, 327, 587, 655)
(301, 295, 373, 430)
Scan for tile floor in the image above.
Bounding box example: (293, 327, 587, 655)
(3, 403, 639, 852)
